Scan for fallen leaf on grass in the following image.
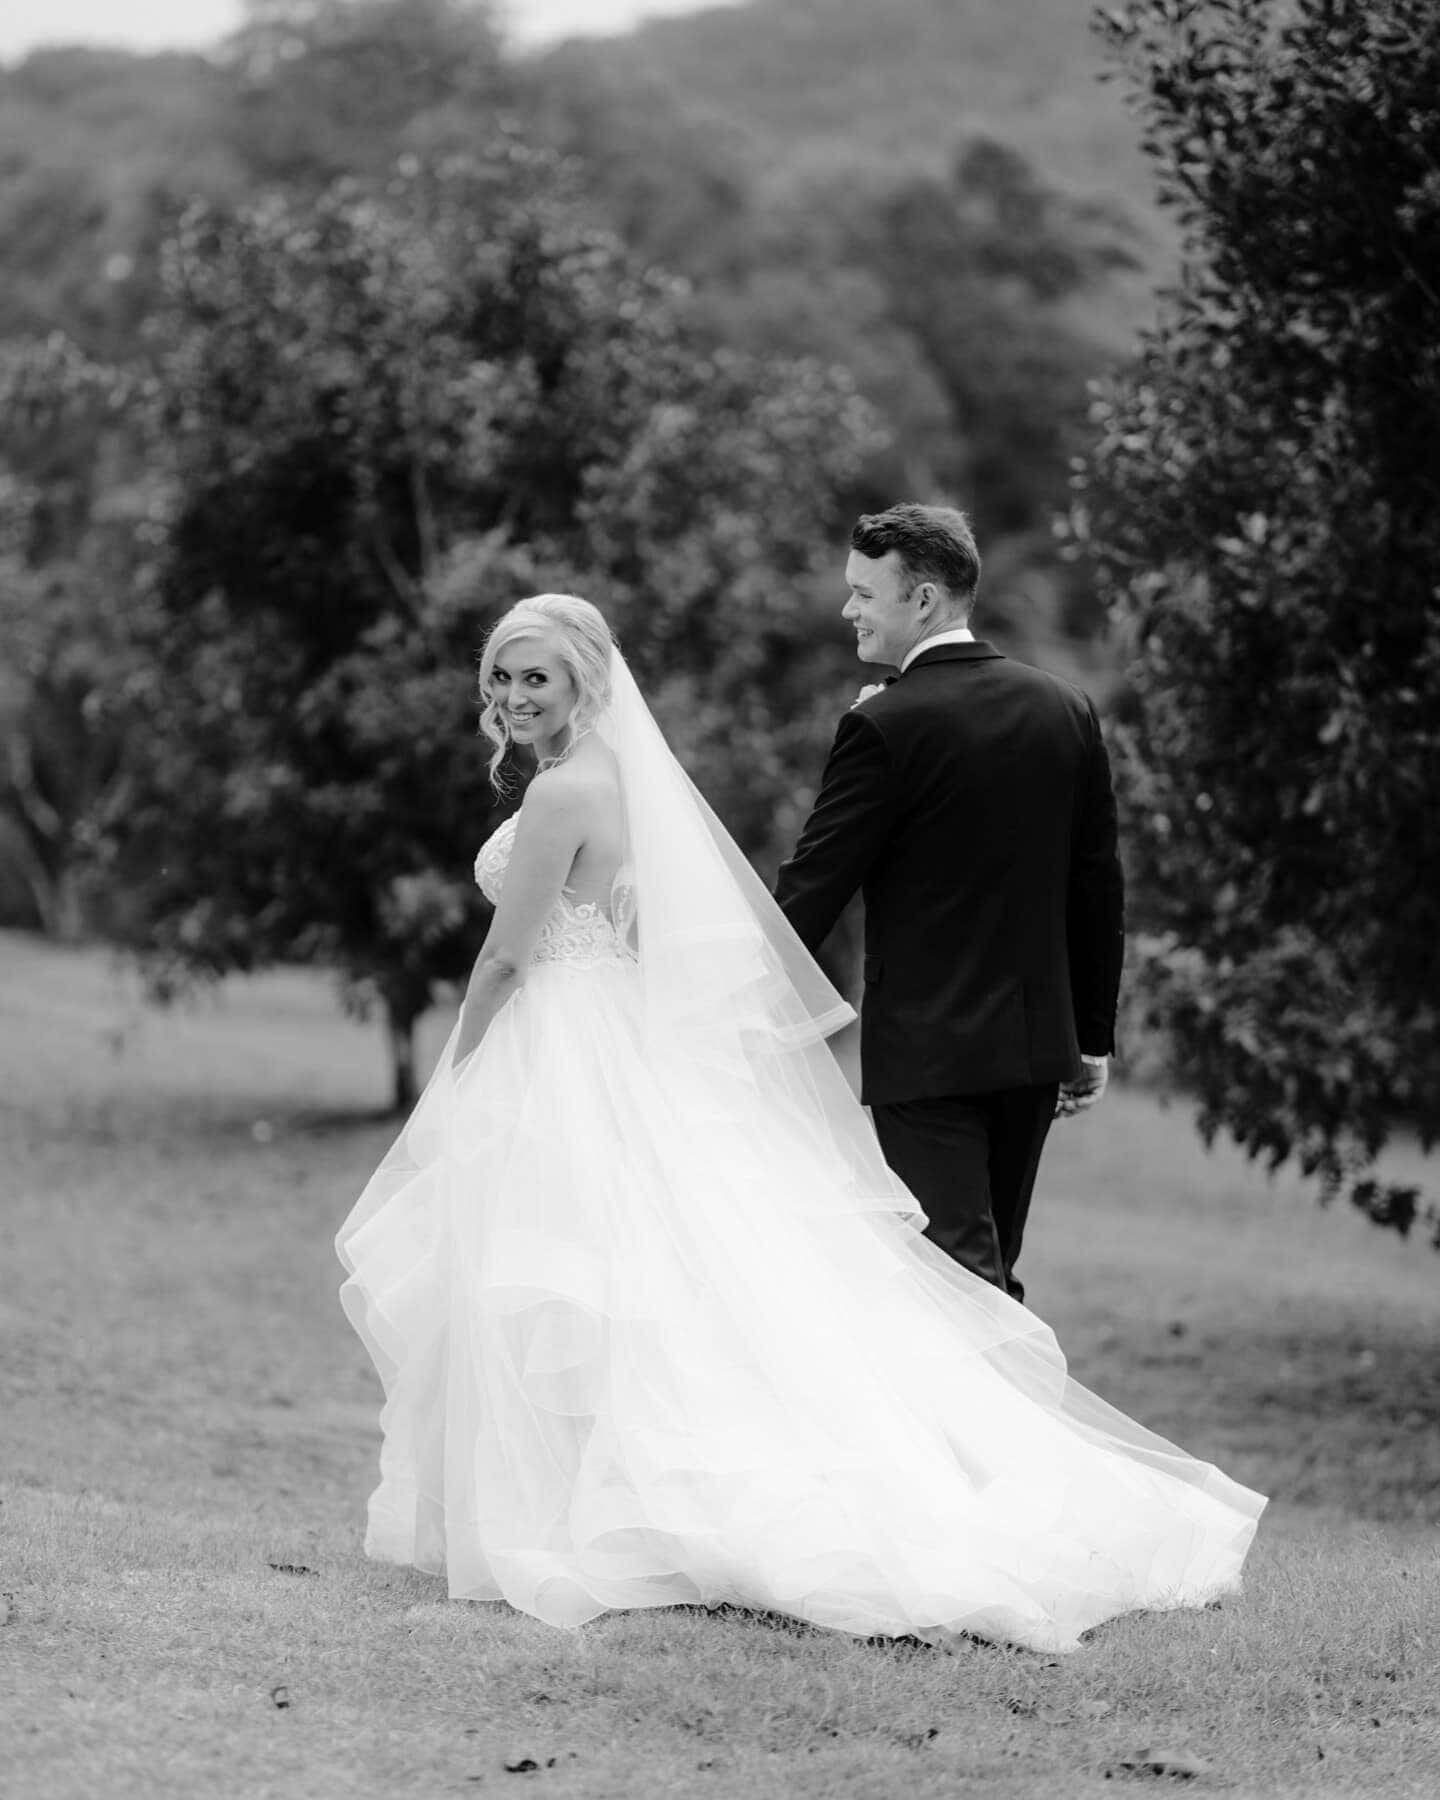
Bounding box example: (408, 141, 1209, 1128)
(267, 1561, 318, 1577)
(1110, 1746, 1211, 1779)
(269, 1685, 291, 1710)
(502, 1757, 557, 1774)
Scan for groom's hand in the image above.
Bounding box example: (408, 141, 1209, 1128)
(1056, 1054, 1108, 1119)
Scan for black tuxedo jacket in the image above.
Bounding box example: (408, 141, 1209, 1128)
(775, 641, 1124, 1105)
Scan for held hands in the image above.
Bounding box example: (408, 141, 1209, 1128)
(1055, 1054, 1109, 1120)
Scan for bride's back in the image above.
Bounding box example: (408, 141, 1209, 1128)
(548, 734, 626, 914)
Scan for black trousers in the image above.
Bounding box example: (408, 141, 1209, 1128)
(871, 1085, 1059, 1303)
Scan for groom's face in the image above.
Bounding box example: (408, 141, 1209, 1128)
(842, 549, 925, 668)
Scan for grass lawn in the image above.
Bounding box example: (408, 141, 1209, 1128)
(2, 930, 1438, 1799)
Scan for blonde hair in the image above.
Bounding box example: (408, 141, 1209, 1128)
(477, 593, 615, 790)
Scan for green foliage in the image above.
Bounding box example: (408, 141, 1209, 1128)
(0, 0, 1180, 1042)
(516, 39, 750, 280)
(638, 134, 1143, 659)
(836, 136, 1143, 531)
(0, 6, 509, 361)
(534, 3, 1161, 647)
(0, 0, 1158, 686)
(0, 335, 144, 936)
(100, 146, 877, 1106)
(555, 0, 1162, 216)
(1072, 0, 1440, 1240)
(224, 0, 510, 187)
(0, 47, 248, 357)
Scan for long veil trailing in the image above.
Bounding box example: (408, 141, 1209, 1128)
(596, 646, 926, 1223)
(601, 647, 856, 1049)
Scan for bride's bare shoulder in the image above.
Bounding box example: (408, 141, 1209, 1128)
(528, 737, 620, 810)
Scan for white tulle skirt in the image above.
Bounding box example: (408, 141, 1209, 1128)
(336, 957, 1264, 1653)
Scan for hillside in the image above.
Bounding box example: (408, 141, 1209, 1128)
(0, 2, 1163, 951)
(0, 48, 247, 349)
(540, 0, 1171, 248)
(0, 3, 1172, 365)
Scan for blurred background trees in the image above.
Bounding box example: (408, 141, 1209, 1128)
(91, 143, 875, 1106)
(1073, 0, 1440, 1240)
(0, 336, 143, 940)
(3, 0, 1142, 1106)
(3, 0, 1437, 1231)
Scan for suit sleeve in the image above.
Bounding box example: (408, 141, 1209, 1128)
(775, 708, 897, 954)
(1067, 700, 1126, 1056)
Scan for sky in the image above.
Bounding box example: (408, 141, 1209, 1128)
(0, 0, 745, 63)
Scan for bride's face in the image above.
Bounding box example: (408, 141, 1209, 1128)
(490, 632, 579, 761)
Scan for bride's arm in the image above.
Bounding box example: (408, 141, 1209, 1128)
(454, 773, 586, 1066)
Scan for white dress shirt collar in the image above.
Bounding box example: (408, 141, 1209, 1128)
(900, 626, 975, 673)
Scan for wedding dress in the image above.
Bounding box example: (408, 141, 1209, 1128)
(336, 653, 1264, 1654)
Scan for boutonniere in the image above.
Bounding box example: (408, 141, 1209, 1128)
(851, 680, 892, 708)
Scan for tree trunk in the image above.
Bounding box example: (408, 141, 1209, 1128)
(385, 999, 419, 1114)
(52, 862, 85, 943)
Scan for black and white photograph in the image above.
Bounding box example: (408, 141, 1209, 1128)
(2, 2, 1437, 1796)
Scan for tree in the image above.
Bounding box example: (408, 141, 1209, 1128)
(222, 0, 510, 187)
(0, 0, 1155, 699)
(851, 135, 1142, 534)
(518, 38, 750, 282)
(678, 133, 1145, 661)
(101, 145, 878, 1110)
(0, 335, 142, 937)
(1070, 0, 1440, 1240)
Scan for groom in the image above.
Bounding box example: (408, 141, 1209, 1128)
(776, 503, 1124, 1301)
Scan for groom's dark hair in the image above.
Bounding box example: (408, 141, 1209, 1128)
(851, 504, 982, 612)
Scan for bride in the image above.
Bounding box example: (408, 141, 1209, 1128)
(336, 593, 1265, 1653)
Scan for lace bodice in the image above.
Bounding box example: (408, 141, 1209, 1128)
(474, 815, 633, 971)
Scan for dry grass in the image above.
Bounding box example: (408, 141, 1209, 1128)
(2, 931, 1438, 1799)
